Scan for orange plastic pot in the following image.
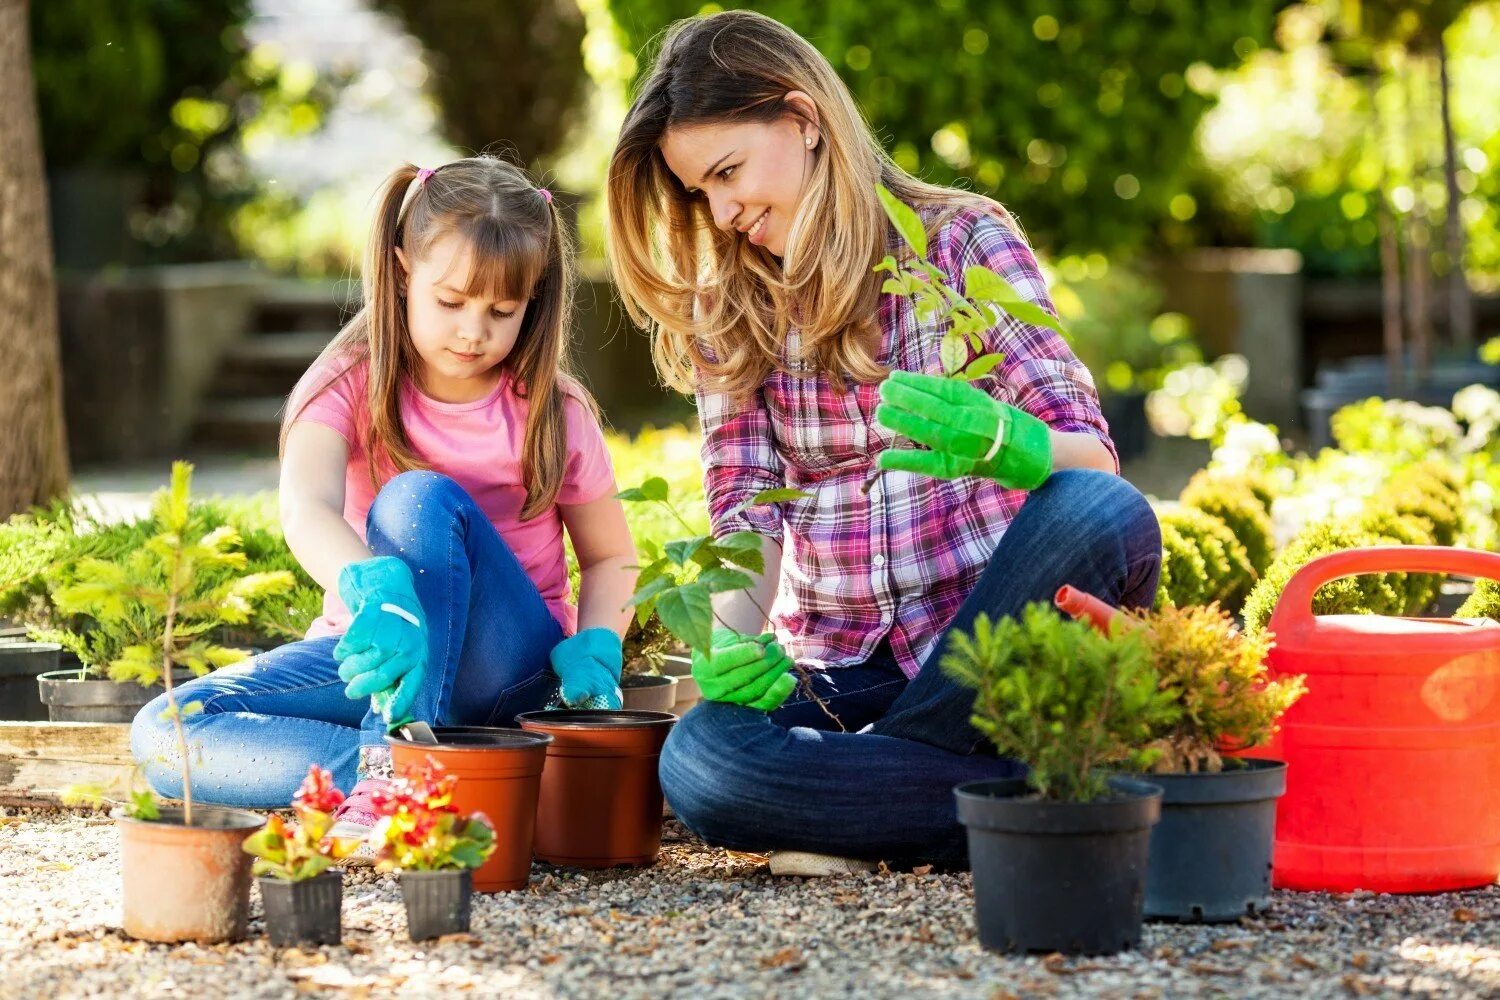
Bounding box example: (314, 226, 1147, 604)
(516, 710, 676, 868)
(118, 806, 263, 943)
(388, 727, 552, 892)
(1258, 546, 1500, 892)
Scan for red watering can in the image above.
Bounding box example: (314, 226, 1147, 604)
(1259, 546, 1500, 893)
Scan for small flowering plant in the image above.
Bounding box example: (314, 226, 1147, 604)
(369, 758, 496, 872)
(242, 765, 359, 881)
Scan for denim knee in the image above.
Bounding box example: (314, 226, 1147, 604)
(659, 703, 762, 848)
(367, 470, 466, 533)
(130, 692, 186, 798)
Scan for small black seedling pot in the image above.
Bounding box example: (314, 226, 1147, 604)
(955, 775, 1161, 956)
(400, 870, 472, 941)
(258, 869, 343, 946)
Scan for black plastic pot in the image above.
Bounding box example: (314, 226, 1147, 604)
(258, 870, 343, 946)
(1142, 758, 1287, 922)
(955, 776, 1161, 955)
(0, 643, 61, 721)
(400, 870, 472, 940)
(37, 668, 194, 723)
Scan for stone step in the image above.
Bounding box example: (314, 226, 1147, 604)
(211, 331, 335, 398)
(192, 397, 286, 453)
(252, 279, 358, 334)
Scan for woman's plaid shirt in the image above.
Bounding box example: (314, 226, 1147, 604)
(695, 207, 1117, 678)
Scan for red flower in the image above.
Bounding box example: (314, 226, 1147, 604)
(292, 765, 345, 814)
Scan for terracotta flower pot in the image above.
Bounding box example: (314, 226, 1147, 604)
(516, 710, 676, 868)
(118, 806, 263, 943)
(621, 673, 678, 713)
(387, 727, 552, 892)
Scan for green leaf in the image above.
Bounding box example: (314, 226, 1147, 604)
(665, 536, 710, 566)
(625, 573, 676, 609)
(876, 184, 927, 259)
(746, 488, 812, 506)
(695, 567, 755, 594)
(940, 331, 969, 377)
(964, 265, 1066, 335)
(654, 582, 713, 653)
(961, 353, 1006, 381)
(881, 278, 908, 296)
(615, 477, 669, 504)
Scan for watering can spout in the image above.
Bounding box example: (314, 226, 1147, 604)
(1054, 585, 1120, 633)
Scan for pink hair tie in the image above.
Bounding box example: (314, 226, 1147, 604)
(416, 167, 436, 186)
(538, 187, 553, 205)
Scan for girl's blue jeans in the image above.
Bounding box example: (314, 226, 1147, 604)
(659, 469, 1163, 866)
(131, 471, 565, 807)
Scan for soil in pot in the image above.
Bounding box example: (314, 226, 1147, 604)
(387, 726, 551, 892)
(621, 673, 678, 713)
(516, 710, 677, 868)
(0, 642, 60, 721)
(38, 667, 196, 723)
(1142, 758, 1287, 922)
(119, 805, 264, 943)
(400, 870, 472, 940)
(258, 870, 343, 946)
(955, 776, 1161, 956)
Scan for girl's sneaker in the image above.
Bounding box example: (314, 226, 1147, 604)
(328, 777, 390, 867)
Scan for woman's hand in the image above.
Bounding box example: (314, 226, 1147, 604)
(692, 628, 797, 711)
(874, 370, 1053, 490)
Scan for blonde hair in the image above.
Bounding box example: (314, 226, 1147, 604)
(607, 9, 1015, 400)
(282, 155, 594, 520)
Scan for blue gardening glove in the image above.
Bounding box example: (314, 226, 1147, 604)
(549, 627, 624, 709)
(875, 370, 1053, 490)
(691, 628, 797, 712)
(334, 556, 428, 725)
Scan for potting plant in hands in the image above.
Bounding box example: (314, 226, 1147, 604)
(614, 478, 838, 723)
(1120, 602, 1307, 922)
(867, 184, 1064, 493)
(369, 758, 496, 940)
(941, 602, 1179, 955)
(242, 765, 358, 946)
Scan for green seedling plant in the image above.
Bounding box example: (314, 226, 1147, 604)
(616, 479, 845, 726)
(54, 462, 293, 825)
(869, 185, 1069, 493)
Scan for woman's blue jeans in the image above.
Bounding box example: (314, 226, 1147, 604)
(131, 471, 565, 808)
(659, 469, 1163, 866)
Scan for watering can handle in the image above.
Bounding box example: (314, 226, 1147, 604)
(1267, 545, 1500, 637)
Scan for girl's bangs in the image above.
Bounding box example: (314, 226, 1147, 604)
(442, 218, 547, 302)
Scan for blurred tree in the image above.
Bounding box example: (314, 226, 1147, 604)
(381, 0, 589, 167)
(0, 0, 70, 513)
(609, 0, 1277, 256)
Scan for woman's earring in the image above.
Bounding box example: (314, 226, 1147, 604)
(805, 135, 814, 147)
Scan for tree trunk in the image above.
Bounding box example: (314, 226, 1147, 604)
(1438, 37, 1473, 348)
(1402, 57, 1433, 384)
(1371, 74, 1404, 395)
(0, 0, 69, 517)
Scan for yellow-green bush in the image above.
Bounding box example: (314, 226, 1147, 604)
(1179, 470, 1275, 576)
(1156, 507, 1255, 614)
(1241, 521, 1411, 635)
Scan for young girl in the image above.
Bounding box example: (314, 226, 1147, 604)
(606, 11, 1162, 874)
(132, 156, 637, 840)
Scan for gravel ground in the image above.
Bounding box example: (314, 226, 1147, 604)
(2, 809, 1495, 1000)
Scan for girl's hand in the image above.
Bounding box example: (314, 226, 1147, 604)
(874, 370, 1053, 490)
(691, 628, 797, 712)
(334, 556, 429, 722)
(549, 628, 624, 709)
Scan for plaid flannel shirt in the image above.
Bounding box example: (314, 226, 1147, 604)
(696, 207, 1116, 679)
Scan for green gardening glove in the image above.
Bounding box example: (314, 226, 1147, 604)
(691, 628, 798, 712)
(874, 370, 1053, 490)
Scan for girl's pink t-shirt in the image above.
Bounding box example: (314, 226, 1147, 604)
(292, 360, 617, 639)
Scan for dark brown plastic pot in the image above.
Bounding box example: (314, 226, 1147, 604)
(118, 806, 263, 943)
(387, 726, 551, 893)
(38, 667, 195, 723)
(516, 710, 676, 868)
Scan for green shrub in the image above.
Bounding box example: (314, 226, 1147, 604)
(1180, 470, 1274, 575)
(1242, 521, 1409, 635)
(1456, 578, 1500, 621)
(1156, 519, 1209, 609)
(941, 603, 1178, 802)
(1157, 506, 1255, 613)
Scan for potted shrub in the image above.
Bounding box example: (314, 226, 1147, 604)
(1123, 603, 1307, 922)
(942, 603, 1178, 955)
(70, 463, 265, 943)
(368, 758, 497, 940)
(242, 765, 357, 946)
(387, 726, 552, 892)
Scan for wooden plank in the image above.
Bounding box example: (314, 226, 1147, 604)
(0, 722, 135, 806)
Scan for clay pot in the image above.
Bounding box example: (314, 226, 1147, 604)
(118, 806, 263, 943)
(516, 710, 676, 868)
(621, 673, 678, 713)
(387, 726, 551, 892)
(660, 655, 700, 716)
